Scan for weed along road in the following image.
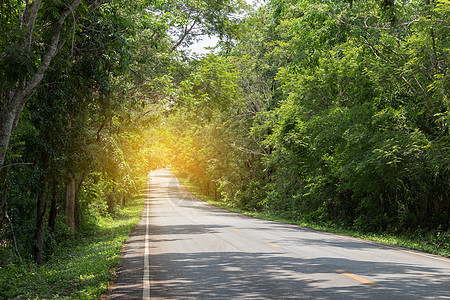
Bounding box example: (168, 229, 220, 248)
(110, 169, 450, 299)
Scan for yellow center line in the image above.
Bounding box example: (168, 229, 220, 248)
(264, 242, 280, 248)
(232, 228, 241, 232)
(336, 270, 376, 286)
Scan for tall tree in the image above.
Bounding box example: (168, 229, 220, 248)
(0, 0, 104, 167)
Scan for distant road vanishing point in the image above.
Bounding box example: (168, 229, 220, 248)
(110, 168, 450, 299)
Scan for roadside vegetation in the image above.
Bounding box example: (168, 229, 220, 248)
(159, 0, 450, 259)
(173, 169, 450, 258)
(0, 197, 143, 299)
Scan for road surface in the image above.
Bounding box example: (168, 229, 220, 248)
(110, 169, 450, 299)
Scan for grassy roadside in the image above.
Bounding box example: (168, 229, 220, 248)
(0, 197, 144, 300)
(172, 169, 450, 259)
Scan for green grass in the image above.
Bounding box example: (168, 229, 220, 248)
(0, 198, 144, 300)
(173, 170, 450, 258)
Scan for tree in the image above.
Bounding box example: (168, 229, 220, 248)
(1, 0, 250, 266)
(158, 0, 449, 232)
(0, 0, 104, 168)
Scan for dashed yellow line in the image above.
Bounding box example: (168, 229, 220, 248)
(264, 242, 280, 248)
(232, 228, 241, 232)
(336, 270, 376, 285)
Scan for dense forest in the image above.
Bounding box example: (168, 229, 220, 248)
(160, 0, 450, 234)
(0, 0, 449, 295)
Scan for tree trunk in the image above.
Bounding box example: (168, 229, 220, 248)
(121, 192, 126, 207)
(0, 94, 26, 167)
(48, 178, 58, 233)
(34, 152, 49, 265)
(445, 189, 449, 231)
(74, 172, 87, 231)
(75, 191, 82, 231)
(65, 171, 76, 232)
(107, 187, 115, 213)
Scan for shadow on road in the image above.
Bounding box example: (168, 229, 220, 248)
(148, 250, 450, 299)
(110, 169, 450, 299)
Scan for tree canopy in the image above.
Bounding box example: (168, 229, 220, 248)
(155, 0, 450, 235)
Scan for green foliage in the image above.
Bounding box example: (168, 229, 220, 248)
(237, 0, 450, 233)
(0, 45, 38, 89)
(175, 169, 450, 257)
(0, 0, 161, 270)
(151, 0, 246, 48)
(0, 197, 143, 299)
(159, 0, 450, 241)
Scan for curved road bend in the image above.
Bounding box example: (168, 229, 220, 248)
(110, 168, 450, 299)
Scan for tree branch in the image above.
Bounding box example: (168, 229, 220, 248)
(170, 13, 201, 54)
(23, 0, 83, 103)
(0, 162, 34, 170)
(24, 0, 43, 48)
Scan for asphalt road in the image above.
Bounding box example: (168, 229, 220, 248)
(110, 169, 450, 299)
